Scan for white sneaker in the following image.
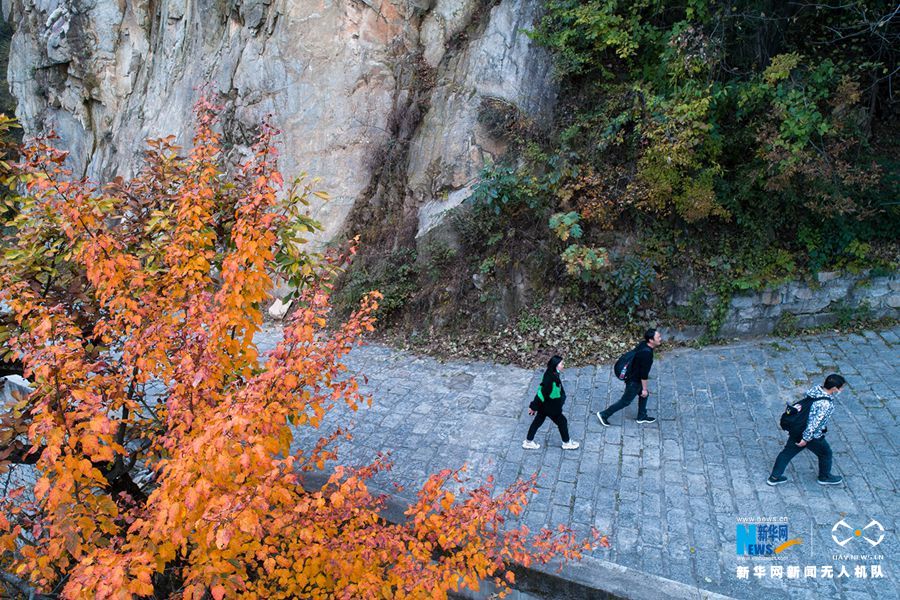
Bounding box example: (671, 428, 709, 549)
(522, 440, 540, 449)
(561, 440, 580, 450)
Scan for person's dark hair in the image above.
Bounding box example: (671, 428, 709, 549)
(546, 355, 563, 374)
(644, 328, 657, 342)
(824, 373, 846, 390)
(539, 355, 564, 398)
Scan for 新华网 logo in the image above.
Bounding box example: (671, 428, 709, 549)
(832, 519, 885, 548)
(736, 520, 802, 556)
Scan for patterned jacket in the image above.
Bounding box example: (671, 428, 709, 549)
(801, 385, 834, 441)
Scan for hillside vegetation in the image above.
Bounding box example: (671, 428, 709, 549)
(336, 0, 899, 354)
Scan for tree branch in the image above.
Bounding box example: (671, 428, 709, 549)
(0, 441, 44, 465)
(0, 569, 54, 599)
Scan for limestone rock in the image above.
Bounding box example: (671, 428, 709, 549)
(6, 0, 556, 248)
(268, 297, 293, 320)
(1, 375, 33, 403)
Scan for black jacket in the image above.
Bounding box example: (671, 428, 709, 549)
(626, 342, 654, 382)
(536, 370, 566, 415)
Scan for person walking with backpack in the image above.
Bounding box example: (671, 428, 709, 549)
(522, 355, 580, 450)
(597, 329, 661, 426)
(767, 374, 846, 486)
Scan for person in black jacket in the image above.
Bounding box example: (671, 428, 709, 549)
(523, 355, 580, 450)
(597, 328, 662, 426)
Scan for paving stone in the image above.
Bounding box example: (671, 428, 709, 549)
(574, 476, 595, 499)
(557, 460, 579, 483)
(549, 504, 571, 528)
(553, 481, 575, 504)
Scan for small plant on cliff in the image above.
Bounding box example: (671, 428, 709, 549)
(0, 102, 596, 598)
(471, 161, 547, 218)
(549, 211, 582, 241)
(609, 257, 657, 321)
(549, 211, 609, 283)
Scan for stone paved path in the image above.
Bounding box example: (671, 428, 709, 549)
(260, 327, 899, 600)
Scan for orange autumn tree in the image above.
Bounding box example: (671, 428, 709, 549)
(0, 103, 593, 599)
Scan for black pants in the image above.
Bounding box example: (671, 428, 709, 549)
(526, 411, 570, 443)
(600, 380, 648, 420)
(770, 437, 833, 479)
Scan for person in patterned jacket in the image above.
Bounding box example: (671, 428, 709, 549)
(767, 373, 846, 486)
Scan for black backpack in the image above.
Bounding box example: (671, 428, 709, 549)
(779, 397, 816, 436)
(614, 345, 647, 381)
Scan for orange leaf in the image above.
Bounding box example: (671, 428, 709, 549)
(215, 528, 231, 550)
(440, 492, 455, 511)
(34, 477, 50, 500)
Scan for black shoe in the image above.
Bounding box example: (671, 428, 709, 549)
(817, 475, 843, 486)
(636, 415, 657, 424)
(766, 476, 788, 486)
(596, 412, 610, 427)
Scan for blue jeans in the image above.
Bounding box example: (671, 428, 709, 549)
(600, 380, 648, 420)
(770, 437, 833, 479)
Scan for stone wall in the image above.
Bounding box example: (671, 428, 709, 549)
(668, 270, 899, 339)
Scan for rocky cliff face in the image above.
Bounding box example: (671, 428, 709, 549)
(3, 0, 556, 245)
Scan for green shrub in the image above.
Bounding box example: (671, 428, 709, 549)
(470, 162, 545, 217)
(560, 244, 608, 283)
(451, 203, 500, 251)
(549, 211, 583, 241)
(423, 240, 458, 279)
(337, 249, 419, 321)
(478, 256, 495, 275)
(609, 257, 657, 321)
(730, 247, 797, 291)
